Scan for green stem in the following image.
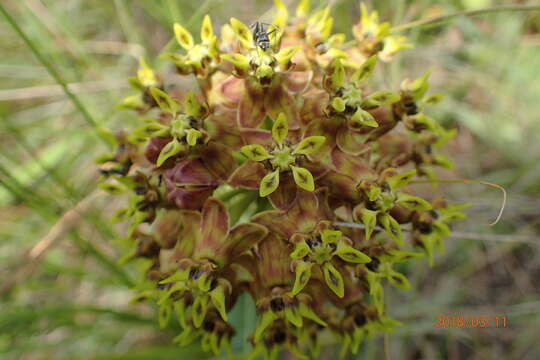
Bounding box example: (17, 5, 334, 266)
(0, 3, 109, 146)
(391, 5, 540, 32)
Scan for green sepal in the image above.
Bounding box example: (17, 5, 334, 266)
(98, 183, 126, 195)
(351, 327, 364, 354)
(149, 87, 179, 114)
(209, 285, 228, 321)
(433, 154, 454, 169)
(254, 311, 277, 343)
(160, 270, 189, 284)
(230, 18, 252, 48)
(137, 57, 157, 87)
(379, 213, 403, 246)
(424, 93, 444, 105)
(290, 166, 315, 192)
(192, 295, 209, 328)
(186, 128, 203, 146)
(322, 262, 345, 298)
(396, 193, 432, 211)
(371, 281, 384, 315)
(352, 55, 378, 85)
(132, 121, 170, 139)
(173, 326, 198, 346)
(200, 14, 214, 43)
(241, 144, 271, 162)
(386, 169, 416, 190)
(350, 108, 378, 128)
(360, 208, 378, 241)
(403, 70, 431, 101)
(184, 91, 203, 117)
(321, 229, 341, 244)
(174, 23, 194, 49)
(298, 303, 327, 326)
(285, 307, 303, 327)
(362, 91, 400, 107)
(290, 241, 310, 259)
(293, 136, 326, 155)
(272, 113, 289, 145)
(366, 184, 381, 201)
(156, 138, 184, 166)
(275, 46, 299, 68)
(335, 242, 371, 263)
(158, 301, 173, 328)
(290, 261, 312, 295)
(339, 334, 351, 360)
(387, 269, 411, 290)
(174, 300, 187, 328)
(259, 169, 280, 197)
(220, 53, 249, 71)
(331, 97, 346, 112)
(157, 283, 185, 306)
(331, 59, 345, 90)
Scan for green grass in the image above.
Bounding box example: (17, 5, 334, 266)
(1, 0, 539, 359)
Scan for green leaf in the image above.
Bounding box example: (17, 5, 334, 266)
(259, 170, 280, 197)
(322, 262, 345, 298)
(335, 242, 371, 263)
(174, 23, 194, 49)
(156, 138, 184, 166)
(396, 193, 432, 211)
(290, 166, 315, 192)
(150, 87, 179, 114)
(386, 169, 416, 190)
(352, 55, 378, 84)
(291, 261, 312, 295)
(293, 136, 326, 155)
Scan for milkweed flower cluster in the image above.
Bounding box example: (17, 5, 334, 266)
(98, 1, 465, 358)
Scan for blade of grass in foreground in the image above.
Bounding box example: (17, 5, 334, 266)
(391, 5, 540, 32)
(0, 3, 114, 146)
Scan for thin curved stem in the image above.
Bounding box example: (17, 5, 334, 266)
(0, 3, 110, 146)
(391, 5, 540, 32)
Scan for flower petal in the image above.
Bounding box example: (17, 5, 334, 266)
(200, 141, 237, 180)
(195, 198, 229, 259)
(291, 261, 312, 296)
(220, 223, 268, 263)
(241, 144, 271, 161)
(228, 161, 267, 189)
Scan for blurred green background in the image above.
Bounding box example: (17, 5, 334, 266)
(1, 0, 539, 359)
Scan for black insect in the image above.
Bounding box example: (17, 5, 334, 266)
(250, 21, 279, 51)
